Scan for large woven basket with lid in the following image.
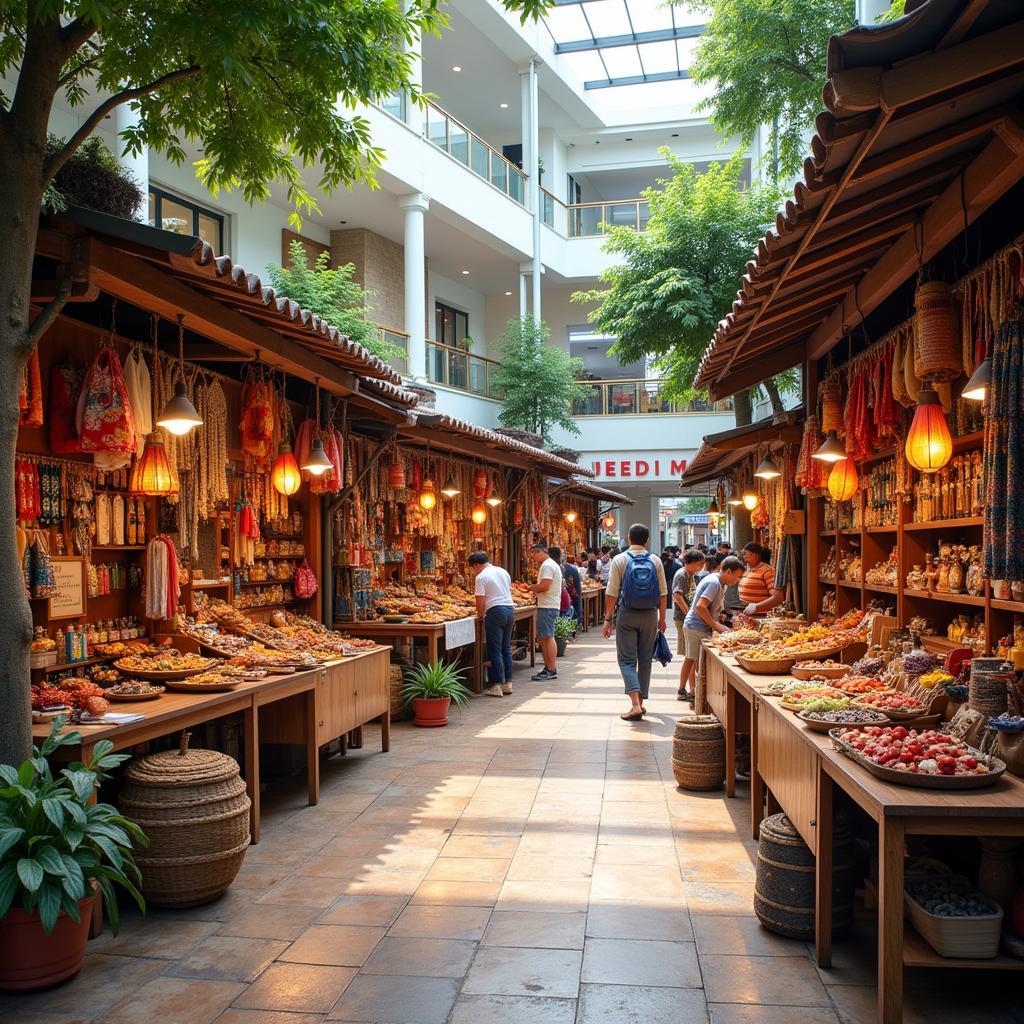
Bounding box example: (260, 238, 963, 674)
(119, 734, 250, 907)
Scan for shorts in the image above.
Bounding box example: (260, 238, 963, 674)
(537, 608, 559, 638)
(682, 626, 708, 660)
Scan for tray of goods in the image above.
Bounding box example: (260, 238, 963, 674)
(791, 660, 848, 681)
(829, 725, 1005, 789)
(778, 688, 848, 712)
(30, 684, 72, 719)
(340, 637, 382, 653)
(797, 707, 890, 733)
(904, 877, 1003, 959)
(848, 655, 887, 677)
(852, 691, 926, 720)
(105, 681, 166, 701)
(757, 680, 790, 695)
(163, 673, 241, 692)
(51, 678, 107, 709)
(734, 646, 797, 675)
(113, 652, 220, 681)
(381, 614, 409, 623)
(408, 612, 448, 624)
(242, 668, 268, 681)
(834, 676, 893, 696)
(712, 628, 761, 651)
(93, 639, 158, 658)
(90, 666, 123, 686)
(987, 713, 1024, 732)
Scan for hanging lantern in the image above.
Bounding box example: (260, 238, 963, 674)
(820, 376, 843, 435)
(272, 443, 301, 496)
(705, 495, 719, 515)
(157, 314, 203, 436)
(513, 501, 524, 526)
(388, 459, 407, 489)
(486, 486, 502, 507)
(812, 431, 848, 463)
(129, 435, 174, 497)
(441, 473, 460, 497)
(905, 388, 953, 472)
(472, 503, 487, 526)
(913, 280, 961, 382)
(707, 511, 719, 531)
(602, 513, 616, 529)
(419, 478, 437, 510)
(473, 467, 488, 499)
(564, 510, 578, 525)
(742, 490, 759, 511)
(827, 459, 859, 502)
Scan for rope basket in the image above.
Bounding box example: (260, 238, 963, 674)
(389, 664, 407, 720)
(119, 733, 250, 907)
(820, 378, 843, 434)
(914, 280, 962, 382)
(671, 715, 725, 791)
(969, 659, 1012, 717)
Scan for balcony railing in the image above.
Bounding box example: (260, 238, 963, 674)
(568, 199, 651, 237)
(426, 341, 503, 399)
(572, 379, 733, 417)
(378, 326, 409, 377)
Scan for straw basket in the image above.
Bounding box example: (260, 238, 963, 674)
(913, 280, 962, 382)
(969, 658, 1012, 717)
(389, 663, 407, 720)
(119, 733, 250, 908)
(671, 715, 725, 791)
(820, 378, 843, 433)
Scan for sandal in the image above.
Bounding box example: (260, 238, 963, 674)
(620, 709, 643, 721)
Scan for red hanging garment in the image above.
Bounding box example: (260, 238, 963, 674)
(240, 380, 275, 460)
(48, 361, 84, 453)
(77, 346, 136, 453)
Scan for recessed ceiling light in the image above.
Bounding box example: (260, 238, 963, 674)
(452, 65, 462, 72)
(504, 291, 512, 296)
(461, 269, 470, 275)
(499, 102, 509, 109)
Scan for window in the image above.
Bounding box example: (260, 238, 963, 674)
(148, 186, 226, 253)
(434, 302, 470, 349)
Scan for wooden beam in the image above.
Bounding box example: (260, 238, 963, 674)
(938, 0, 989, 50)
(706, 343, 805, 403)
(807, 124, 1024, 359)
(714, 424, 802, 452)
(86, 238, 364, 399)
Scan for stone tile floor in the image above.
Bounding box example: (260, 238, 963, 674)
(6, 631, 1024, 1023)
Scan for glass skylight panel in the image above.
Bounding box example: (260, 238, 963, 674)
(601, 46, 643, 80)
(545, 5, 590, 41)
(582, 0, 629, 40)
(626, 0, 669, 34)
(571, 51, 609, 80)
(640, 39, 680, 75)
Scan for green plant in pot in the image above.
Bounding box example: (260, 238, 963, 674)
(553, 615, 576, 657)
(0, 719, 147, 991)
(402, 662, 472, 728)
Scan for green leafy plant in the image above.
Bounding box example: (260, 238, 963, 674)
(401, 662, 473, 706)
(43, 135, 144, 219)
(0, 719, 147, 935)
(492, 316, 588, 445)
(553, 615, 576, 642)
(267, 241, 404, 364)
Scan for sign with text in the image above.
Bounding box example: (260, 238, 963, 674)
(445, 616, 477, 651)
(586, 453, 689, 483)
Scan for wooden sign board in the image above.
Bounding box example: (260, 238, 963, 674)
(783, 509, 806, 535)
(48, 556, 86, 620)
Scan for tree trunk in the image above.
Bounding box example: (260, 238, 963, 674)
(732, 388, 753, 427)
(763, 377, 786, 416)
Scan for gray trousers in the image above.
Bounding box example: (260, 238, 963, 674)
(615, 606, 660, 698)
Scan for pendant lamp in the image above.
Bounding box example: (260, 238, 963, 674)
(130, 435, 174, 497)
(827, 459, 858, 502)
(419, 478, 437, 510)
(754, 450, 781, 480)
(486, 485, 502, 507)
(302, 379, 334, 476)
(602, 514, 616, 529)
(272, 443, 301, 495)
(742, 489, 759, 511)
(441, 471, 460, 498)
(706, 495, 719, 515)
(157, 314, 203, 436)
(471, 503, 487, 525)
(812, 431, 848, 463)
(726, 487, 743, 507)
(564, 510, 578, 525)
(961, 357, 991, 402)
(905, 389, 953, 473)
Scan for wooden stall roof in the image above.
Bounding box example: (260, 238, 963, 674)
(563, 477, 633, 505)
(36, 206, 419, 409)
(681, 407, 805, 486)
(694, 0, 1024, 401)
(398, 411, 596, 480)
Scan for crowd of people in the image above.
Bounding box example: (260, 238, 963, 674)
(469, 526, 787, 719)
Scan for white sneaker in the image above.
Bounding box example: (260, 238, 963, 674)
(501, 683, 512, 695)
(486, 685, 503, 697)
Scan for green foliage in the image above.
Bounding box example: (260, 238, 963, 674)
(553, 615, 576, 642)
(2, 0, 551, 225)
(45, 135, 144, 219)
(573, 153, 783, 403)
(0, 720, 147, 935)
(401, 662, 472, 705)
(689, 0, 856, 181)
(492, 317, 588, 445)
(267, 241, 402, 363)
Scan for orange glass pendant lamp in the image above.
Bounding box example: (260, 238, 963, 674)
(130, 435, 174, 497)
(564, 510, 578, 525)
(272, 444, 301, 496)
(471, 503, 487, 525)
(905, 389, 953, 473)
(602, 514, 616, 529)
(419, 478, 437, 510)
(827, 459, 858, 502)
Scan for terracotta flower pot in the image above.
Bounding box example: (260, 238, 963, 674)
(0, 896, 94, 991)
(412, 696, 451, 727)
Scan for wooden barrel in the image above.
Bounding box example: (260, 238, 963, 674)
(754, 813, 855, 939)
(671, 715, 725, 791)
(119, 735, 250, 908)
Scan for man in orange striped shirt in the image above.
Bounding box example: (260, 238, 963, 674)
(737, 542, 785, 615)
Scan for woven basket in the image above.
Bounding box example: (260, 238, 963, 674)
(119, 733, 250, 908)
(671, 715, 725, 791)
(389, 664, 407, 720)
(819, 378, 843, 434)
(493, 427, 544, 449)
(969, 664, 1011, 717)
(914, 280, 962, 382)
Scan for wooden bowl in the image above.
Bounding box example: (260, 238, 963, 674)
(734, 653, 796, 675)
(791, 664, 848, 682)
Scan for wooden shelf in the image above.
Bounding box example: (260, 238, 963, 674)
(255, 555, 300, 560)
(861, 445, 897, 466)
(818, 577, 836, 586)
(991, 598, 1024, 613)
(91, 544, 146, 551)
(902, 927, 1024, 970)
(839, 528, 860, 536)
(951, 429, 985, 452)
(902, 588, 986, 607)
(33, 654, 110, 675)
(838, 580, 863, 589)
(865, 524, 897, 534)
(819, 530, 836, 538)
(189, 580, 230, 590)
(237, 579, 295, 588)
(904, 517, 983, 531)
(864, 583, 898, 594)
(920, 635, 960, 655)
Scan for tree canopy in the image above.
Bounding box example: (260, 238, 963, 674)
(492, 317, 587, 446)
(573, 152, 784, 406)
(688, 0, 856, 181)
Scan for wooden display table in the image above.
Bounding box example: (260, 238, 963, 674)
(32, 647, 391, 844)
(702, 646, 1024, 1024)
(581, 587, 605, 631)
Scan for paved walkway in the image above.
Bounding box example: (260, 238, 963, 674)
(7, 630, 1023, 1024)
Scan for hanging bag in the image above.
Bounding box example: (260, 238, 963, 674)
(77, 346, 136, 453)
(294, 560, 318, 599)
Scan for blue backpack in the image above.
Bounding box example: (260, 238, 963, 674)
(620, 552, 660, 610)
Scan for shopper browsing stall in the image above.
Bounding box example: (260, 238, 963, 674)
(529, 544, 562, 681)
(469, 551, 515, 698)
(672, 548, 706, 703)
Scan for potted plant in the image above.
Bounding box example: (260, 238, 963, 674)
(402, 662, 472, 727)
(553, 615, 575, 657)
(0, 720, 147, 991)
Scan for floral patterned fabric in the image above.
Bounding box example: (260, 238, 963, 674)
(77, 347, 137, 454)
(983, 319, 1024, 581)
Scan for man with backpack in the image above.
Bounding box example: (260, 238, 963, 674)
(602, 523, 667, 721)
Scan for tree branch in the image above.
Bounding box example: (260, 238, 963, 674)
(58, 15, 100, 59)
(58, 54, 103, 89)
(42, 65, 201, 185)
(26, 278, 73, 350)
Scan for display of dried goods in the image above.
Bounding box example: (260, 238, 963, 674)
(801, 708, 889, 725)
(712, 629, 761, 651)
(114, 652, 216, 673)
(106, 681, 165, 698)
(92, 639, 158, 658)
(833, 726, 992, 776)
(852, 692, 925, 714)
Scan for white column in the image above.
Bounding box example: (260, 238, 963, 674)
(403, 0, 422, 127)
(115, 102, 148, 221)
(519, 270, 528, 320)
(855, 0, 890, 24)
(398, 193, 429, 382)
(648, 496, 662, 550)
(528, 58, 542, 322)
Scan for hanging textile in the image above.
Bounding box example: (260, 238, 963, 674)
(983, 319, 1024, 581)
(48, 361, 84, 453)
(29, 531, 57, 599)
(123, 348, 152, 459)
(145, 535, 180, 620)
(76, 345, 137, 456)
(795, 415, 829, 496)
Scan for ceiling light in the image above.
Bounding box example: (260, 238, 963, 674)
(625, 137, 633, 142)
(961, 356, 991, 402)
(302, 437, 333, 476)
(671, 133, 679, 138)
(499, 102, 509, 109)
(441, 475, 460, 498)
(812, 431, 848, 463)
(158, 380, 203, 436)
(754, 454, 781, 480)
(504, 291, 512, 296)
(486, 486, 502, 507)
(461, 269, 469, 275)
(452, 65, 462, 72)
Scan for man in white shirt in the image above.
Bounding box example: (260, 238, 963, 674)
(469, 550, 516, 698)
(528, 543, 562, 681)
(598, 545, 612, 585)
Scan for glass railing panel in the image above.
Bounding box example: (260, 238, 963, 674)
(449, 122, 469, 166)
(470, 137, 489, 179)
(379, 90, 406, 121)
(607, 202, 639, 230)
(380, 328, 408, 377)
(469, 356, 488, 396)
(638, 200, 651, 231)
(426, 107, 448, 151)
(425, 343, 447, 386)
(508, 169, 525, 205)
(572, 384, 605, 416)
(541, 191, 554, 228)
(640, 383, 671, 414)
(487, 365, 503, 400)
(490, 158, 507, 194)
(448, 350, 468, 391)
(609, 382, 638, 414)
(571, 205, 604, 237)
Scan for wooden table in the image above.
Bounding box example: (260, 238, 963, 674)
(702, 647, 1024, 1024)
(581, 587, 605, 631)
